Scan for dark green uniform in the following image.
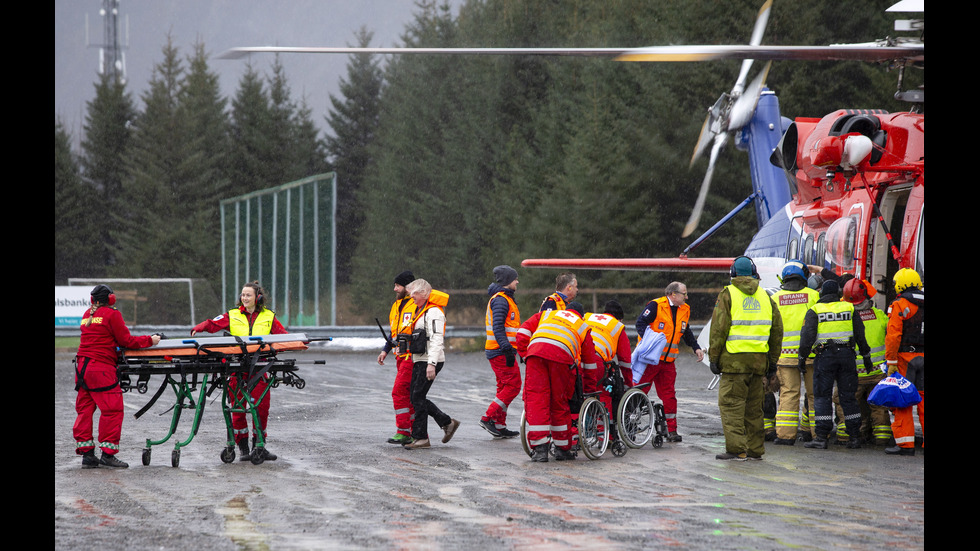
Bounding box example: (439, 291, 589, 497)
(709, 276, 783, 459)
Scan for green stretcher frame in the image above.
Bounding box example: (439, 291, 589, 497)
(117, 334, 311, 468)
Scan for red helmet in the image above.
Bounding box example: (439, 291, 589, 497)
(843, 279, 868, 304)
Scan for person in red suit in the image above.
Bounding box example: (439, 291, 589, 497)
(516, 302, 601, 462)
(192, 281, 287, 462)
(74, 284, 160, 468)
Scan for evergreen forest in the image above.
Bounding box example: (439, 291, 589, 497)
(55, 0, 922, 324)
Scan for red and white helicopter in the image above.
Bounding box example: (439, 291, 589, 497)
(220, 0, 924, 311)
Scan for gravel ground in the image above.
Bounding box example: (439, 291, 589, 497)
(55, 345, 925, 550)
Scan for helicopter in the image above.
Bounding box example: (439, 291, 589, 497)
(219, 0, 924, 311)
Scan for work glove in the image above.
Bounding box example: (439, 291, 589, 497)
(765, 361, 776, 379)
(863, 356, 873, 374)
(798, 358, 807, 376)
(886, 362, 898, 376)
(709, 362, 722, 375)
(504, 349, 516, 367)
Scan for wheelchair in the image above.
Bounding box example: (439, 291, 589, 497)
(520, 361, 668, 460)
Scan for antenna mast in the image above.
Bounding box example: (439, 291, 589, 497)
(97, 0, 127, 84)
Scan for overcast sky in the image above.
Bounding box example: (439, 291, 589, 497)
(55, 1, 463, 148)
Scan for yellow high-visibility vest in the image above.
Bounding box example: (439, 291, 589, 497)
(726, 285, 774, 353)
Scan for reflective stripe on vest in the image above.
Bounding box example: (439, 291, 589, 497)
(485, 292, 521, 350)
(812, 301, 855, 345)
(773, 288, 818, 360)
(585, 313, 624, 363)
(228, 308, 275, 337)
(857, 307, 888, 370)
(644, 296, 690, 362)
(541, 293, 566, 311)
(726, 285, 773, 353)
(530, 310, 589, 359)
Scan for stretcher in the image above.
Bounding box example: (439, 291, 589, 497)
(117, 333, 323, 467)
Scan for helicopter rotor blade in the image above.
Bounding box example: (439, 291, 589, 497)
(733, 0, 772, 95)
(683, 131, 728, 238)
(730, 61, 772, 130)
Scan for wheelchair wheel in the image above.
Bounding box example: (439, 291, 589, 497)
(617, 387, 655, 448)
(519, 409, 533, 458)
(578, 397, 610, 460)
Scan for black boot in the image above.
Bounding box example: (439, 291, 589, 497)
(531, 444, 550, 462)
(804, 437, 828, 449)
(81, 450, 100, 469)
(99, 452, 129, 468)
(238, 439, 251, 462)
(254, 436, 277, 461)
(554, 446, 577, 461)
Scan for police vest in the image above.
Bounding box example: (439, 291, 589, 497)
(584, 313, 625, 363)
(228, 308, 276, 337)
(541, 293, 567, 312)
(485, 291, 520, 350)
(725, 285, 774, 354)
(643, 296, 691, 362)
(530, 310, 590, 360)
(857, 306, 887, 372)
(773, 287, 819, 361)
(812, 301, 855, 345)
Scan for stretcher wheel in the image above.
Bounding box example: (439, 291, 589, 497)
(250, 449, 265, 465)
(142, 448, 151, 466)
(617, 388, 655, 448)
(519, 409, 533, 458)
(220, 446, 236, 463)
(171, 449, 180, 468)
(578, 397, 610, 460)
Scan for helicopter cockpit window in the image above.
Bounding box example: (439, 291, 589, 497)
(826, 216, 858, 271)
(802, 235, 814, 264)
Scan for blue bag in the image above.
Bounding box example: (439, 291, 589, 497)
(867, 372, 922, 408)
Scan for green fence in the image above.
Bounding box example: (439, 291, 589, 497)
(220, 173, 337, 326)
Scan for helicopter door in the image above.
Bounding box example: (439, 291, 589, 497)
(869, 185, 911, 308)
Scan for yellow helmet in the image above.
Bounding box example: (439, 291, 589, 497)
(893, 268, 922, 293)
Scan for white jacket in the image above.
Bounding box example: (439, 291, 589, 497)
(411, 306, 446, 365)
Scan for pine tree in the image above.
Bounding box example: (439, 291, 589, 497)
(325, 27, 383, 285)
(55, 118, 103, 282)
(79, 71, 137, 270)
(229, 64, 274, 196)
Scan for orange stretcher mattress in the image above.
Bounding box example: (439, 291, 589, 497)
(121, 333, 310, 358)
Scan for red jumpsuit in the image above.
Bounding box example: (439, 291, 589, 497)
(74, 306, 155, 456)
(193, 307, 287, 444)
(384, 296, 417, 438)
(516, 310, 601, 451)
(885, 290, 925, 450)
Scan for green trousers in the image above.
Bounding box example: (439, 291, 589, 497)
(718, 371, 766, 457)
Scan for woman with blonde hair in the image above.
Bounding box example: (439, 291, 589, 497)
(402, 279, 460, 449)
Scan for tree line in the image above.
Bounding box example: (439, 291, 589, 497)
(56, 0, 919, 322)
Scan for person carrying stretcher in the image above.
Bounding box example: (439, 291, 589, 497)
(192, 281, 287, 462)
(74, 284, 161, 468)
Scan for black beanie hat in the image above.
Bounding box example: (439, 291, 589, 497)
(394, 271, 415, 287)
(493, 265, 519, 286)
